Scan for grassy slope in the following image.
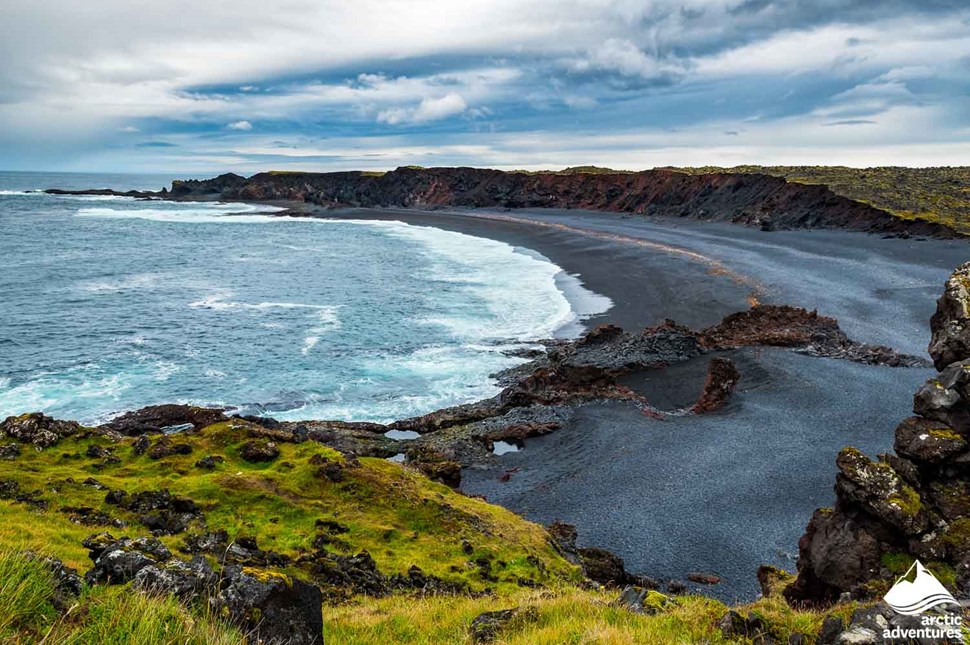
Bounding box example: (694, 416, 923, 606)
(674, 166, 970, 235)
(0, 419, 864, 643)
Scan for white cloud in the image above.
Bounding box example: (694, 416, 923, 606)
(377, 93, 468, 125)
(226, 120, 253, 130)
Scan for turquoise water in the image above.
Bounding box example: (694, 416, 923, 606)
(0, 172, 610, 424)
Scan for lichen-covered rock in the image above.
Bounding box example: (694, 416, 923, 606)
(835, 448, 927, 535)
(928, 261, 970, 370)
(211, 565, 323, 645)
(469, 607, 538, 643)
(913, 360, 970, 433)
(133, 555, 217, 599)
(893, 416, 967, 463)
(84, 537, 167, 584)
(0, 443, 21, 459)
(613, 587, 671, 614)
(0, 412, 81, 448)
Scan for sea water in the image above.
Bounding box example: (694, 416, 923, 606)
(0, 172, 611, 424)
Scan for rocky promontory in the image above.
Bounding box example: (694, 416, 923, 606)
(786, 262, 970, 608)
(48, 166, 962, 237)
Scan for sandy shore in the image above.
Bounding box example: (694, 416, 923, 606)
(300, 204, 968, 600)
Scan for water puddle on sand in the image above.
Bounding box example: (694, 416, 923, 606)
(386, 453, 406, 463)
(493, 441, 520, 455)
(384, 430, 420, 440)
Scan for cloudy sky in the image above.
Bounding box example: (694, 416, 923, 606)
(2, 0, 969, 172)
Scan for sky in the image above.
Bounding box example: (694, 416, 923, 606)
(1, 0, 969, 173)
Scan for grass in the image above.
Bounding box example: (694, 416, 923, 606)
(0, 548, 241, 644)
(0, 418, 885, 643)
(673, 165, 970, 234)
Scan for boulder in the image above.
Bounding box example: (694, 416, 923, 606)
(0, 412, 81, 448)
(928, 261, 970, 370)
(834, 448, 928, 535)
(240, 439, 280, 463)
(469, 607, 538, 643)
(893, 416, 967, 463)
(84, 537, 169, 584)
(913, 360, 970, 433)
(211, 565, 323, 645)
(133, 555, 217, 599)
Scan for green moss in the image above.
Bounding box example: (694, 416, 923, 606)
(943, 518, 970, 548)
(887, 485, 923, 517)
(929, 426, 964, 442)
(881, 552, 914, 575)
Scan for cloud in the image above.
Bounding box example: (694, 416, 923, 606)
(0, 0, 968, 170)
(377, 93, 468, 125)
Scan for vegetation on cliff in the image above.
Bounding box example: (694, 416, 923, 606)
(674, 166, 970, 235)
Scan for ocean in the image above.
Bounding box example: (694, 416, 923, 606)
(0, 171, 611, 424)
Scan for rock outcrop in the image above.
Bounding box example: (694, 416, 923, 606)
(786, 261, 970, 606)
(49, 167, 962, 237)
(74, 167, 966, 237)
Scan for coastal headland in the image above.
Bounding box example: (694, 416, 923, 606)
(3, 167, 968, 642)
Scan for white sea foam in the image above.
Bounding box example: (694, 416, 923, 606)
(76, 202, 285, 222)
(302, 336, 321, 355)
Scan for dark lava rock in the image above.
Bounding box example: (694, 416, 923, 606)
(25, 552, 82, 611)
(211, 565, 323, 645)
(179, 530, 229, 556)
(577, 547, 649, 587)
(133, 555, 217, 599)
(195, 454, 225, 470)
(103, 404, 227, 436)
(913, 359, 970, 433)
(147, 437, 194, 459)
(546, 521, 580, 564)
(894, 416, 967, 463)
(132, 435, 150, 456)
(0, 443, 21, 459)
(309, 453, 344, 482)
(787, 261, 970, 606)
(612, 586, 671, 615)
(110, 489, 203, 535)
(240, 439, 280, 463)
(0, 412, 81, 448)
(404, 446, 462, 488)
(85, 538, 165, 585)
(469, 607, 538, 643)
(928, 261, 970, 370)
(687, 572, 722, 585)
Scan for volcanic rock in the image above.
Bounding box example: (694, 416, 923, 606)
(929, 262, 970, 370)
(0, 412, 81, 448)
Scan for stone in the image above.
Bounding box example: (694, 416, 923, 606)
(132, 556, 217, 599)
(928, 261, 970, 370)
(239, 439, 280, 462)
(195, 455, 224, 469)
(0, 412, 80, 448)
(689, 357, 741, 413)
(835, 626, 878, 645)
(817, 615, 845, 645)
(894, 416, 967, 463)
(913, 360, 970, 433)
(210, 565, 323, 645)
(0, 443, 21, 459)
(834, 448, 927, 535)
(147, 437, 193, 459)
(103, 404, 226, 436)
(469, 607, 538, 643)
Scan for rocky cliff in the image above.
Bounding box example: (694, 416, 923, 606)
(159, 167, 959, 237)
(786, 262, 970, 606)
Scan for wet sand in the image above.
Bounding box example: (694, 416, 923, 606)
(312, 204, 968, 600)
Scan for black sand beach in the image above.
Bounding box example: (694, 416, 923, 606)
(307, 205, 969, 600)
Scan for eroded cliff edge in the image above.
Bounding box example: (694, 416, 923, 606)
(50, 167, 962, 237)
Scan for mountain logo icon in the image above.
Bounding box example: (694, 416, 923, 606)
(883, 560, 959, 616)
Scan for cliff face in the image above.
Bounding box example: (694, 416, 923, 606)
(785, 262, 970, 606)
(165, 167, 960, 237)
